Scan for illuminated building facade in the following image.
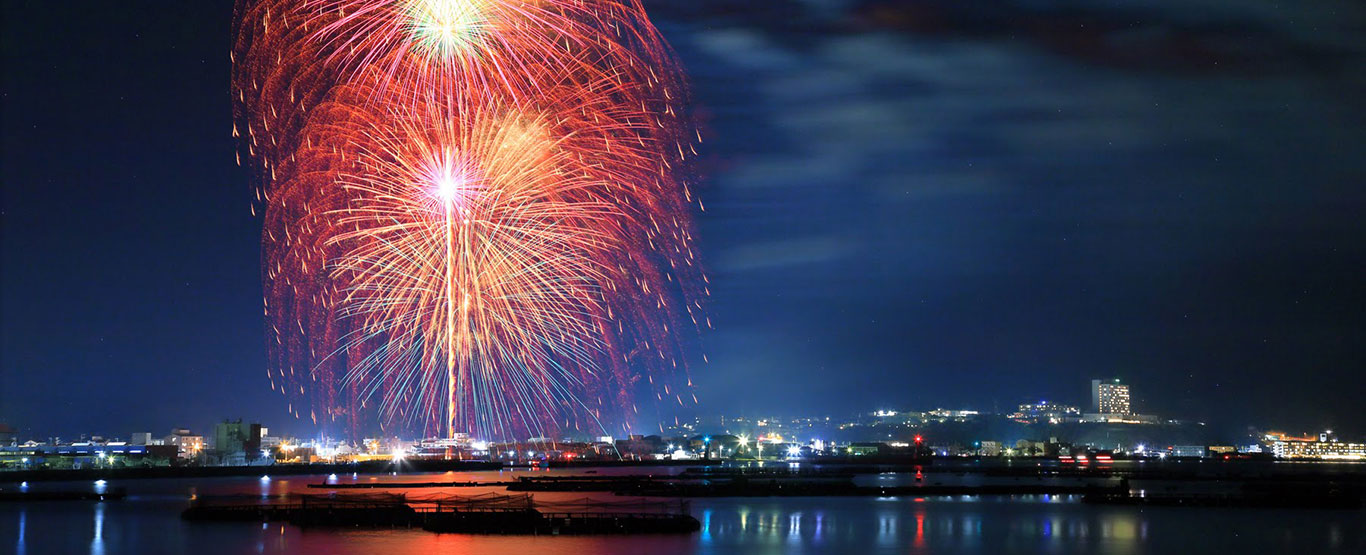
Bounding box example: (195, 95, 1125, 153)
(926, 409, 980, 422)
(1081, 412, 1160, 424)
(1010, 402, 1081, 424)
(1091, 379, 1131, 414)
(166, 428, 204, 459)
(1269, 431, 1366, 460)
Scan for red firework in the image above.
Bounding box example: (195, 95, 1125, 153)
(231, 0, 705, 440)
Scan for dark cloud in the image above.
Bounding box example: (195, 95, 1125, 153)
(670, 0, 1366, 432)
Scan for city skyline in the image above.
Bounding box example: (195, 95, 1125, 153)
(0, 375, 1346, 445)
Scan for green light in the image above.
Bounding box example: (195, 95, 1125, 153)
(405, 0, 488, 61)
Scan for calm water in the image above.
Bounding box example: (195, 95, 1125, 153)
(2, 467, 1363, 554)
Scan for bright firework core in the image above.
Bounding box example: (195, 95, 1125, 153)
(428, 155, 478, 208)
(436, 174, 462, 201)
(405, 0, 488, 61)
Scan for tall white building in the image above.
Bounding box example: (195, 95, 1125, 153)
(1091, 379, 1131, 414)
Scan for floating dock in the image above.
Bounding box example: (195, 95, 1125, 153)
(308, 480, 515, 489)
(181, 492, 700, 534)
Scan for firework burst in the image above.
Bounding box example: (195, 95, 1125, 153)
(232, 0, 705, 439)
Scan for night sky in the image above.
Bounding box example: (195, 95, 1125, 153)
(2, 1, 1363, 440)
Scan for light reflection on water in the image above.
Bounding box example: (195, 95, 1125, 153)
(683, 494, 1361, 554)
(90, 503, 104, 555)
(0, 474, 1362, 554)
(705, 496, 1135, 542)
(15, 510, 24, 555)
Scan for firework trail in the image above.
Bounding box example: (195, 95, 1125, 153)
(231, 0, 706, 440)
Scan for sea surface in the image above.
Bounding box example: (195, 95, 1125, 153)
(2, 465, 1363, 554)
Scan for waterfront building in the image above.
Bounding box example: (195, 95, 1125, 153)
(1014, 439, 1047, 456)
(166, 429, 204, 459)
(1170, 445, 1207, 458)
(1268, 431, 1366, 460)
(1010, 402, 1081, 424)
(847, 442, 884, 456)
(0, 440, 180, 469)
(1081, 412, 1160, 424)
(926, 409, 979, 422)
(213, 420, 262, 456)
(615, 435, 665, 459)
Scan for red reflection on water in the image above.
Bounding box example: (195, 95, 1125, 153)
(914, 509, 926, 549)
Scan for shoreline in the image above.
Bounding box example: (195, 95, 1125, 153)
(4, 456, 1365, 485)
